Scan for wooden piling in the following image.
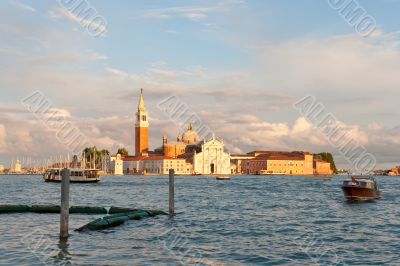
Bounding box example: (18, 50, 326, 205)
(60, 168, 70, 240)
(169, 169, 174, 218)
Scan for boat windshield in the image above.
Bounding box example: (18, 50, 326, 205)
(343, 180, 375, 189)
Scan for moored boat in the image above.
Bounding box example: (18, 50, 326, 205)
(257, 170, 286, 175)
(43, 168, 101, 183)
(341, 176, 381, 201)
(216, 176, 231, 180)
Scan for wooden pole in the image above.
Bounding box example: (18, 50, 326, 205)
(60, 168, 70, 240)
(169, 169, 174, 218)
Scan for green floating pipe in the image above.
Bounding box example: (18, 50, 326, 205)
(76, 210, 167, 231)
(29, 205, 60, 213)
(108, 206, 137, 214)
(0, 205, 29, 213)
(70, 206, 107, 214)
(0, 205, 165, 216)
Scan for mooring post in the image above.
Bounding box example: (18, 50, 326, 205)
(60, 168, 70, 240)
(169, 169, 174, 218)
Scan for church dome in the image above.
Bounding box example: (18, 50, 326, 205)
(181, 124, 200, 144)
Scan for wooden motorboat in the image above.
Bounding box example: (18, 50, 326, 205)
(341, 176, 381, 201)
(216, 176, 231, 180)
(43, 168, 101, 183)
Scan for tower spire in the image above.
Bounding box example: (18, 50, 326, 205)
(138, 88, 146, 111)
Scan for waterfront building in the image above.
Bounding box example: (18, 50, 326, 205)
(193, 134, 231, 175)
(0, 164, 4, 173)
(12, 160, 22, 173)
(113, 155, 192, 175)
(110, 154, 123, 175)
(314, 159, 333, 175)
(135, 88, 149, 156)
(230, 154, 257, 174)
(241, 151, 314, 175)
(112, 89, 334, 176)
(142, 156, 192, 175)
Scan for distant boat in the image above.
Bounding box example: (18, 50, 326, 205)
(341, 176, 381, 201)
(257, 170, 286, 175)
(216, 176, 231, 180)
(43, 168, 101, 183)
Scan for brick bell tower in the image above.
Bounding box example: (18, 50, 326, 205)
(135, 88, 149, 156)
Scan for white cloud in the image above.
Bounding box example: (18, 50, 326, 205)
(259, 32, 400, 92)
(148, 68, 178, 78)
(9, 0, 36, 12)
(142, 6, 215, 21)
(27, 54, 77, 64)
(49, 7, 107, 37)
(88, 51, 108, 61)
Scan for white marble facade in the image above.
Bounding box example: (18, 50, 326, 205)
(193, 135, 231, 175)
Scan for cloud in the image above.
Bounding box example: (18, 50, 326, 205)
(9, 0, 36, 12)
(27, 54, 78, 64)
(258, 32, 400, 93)
(139, 1, 247, 22)
(141, 6, 215, 21)
(165, 29, 179, 34)
(88, 50, 108, 61)
(148, 68, 178, 78)
(49, 7, 107, 37)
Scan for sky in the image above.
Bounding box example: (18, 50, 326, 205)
(1, 0, 400, 169)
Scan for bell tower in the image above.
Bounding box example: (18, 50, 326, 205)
(135, 88, 149, 156)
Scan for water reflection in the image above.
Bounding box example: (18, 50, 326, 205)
(50, 240, 72, 265)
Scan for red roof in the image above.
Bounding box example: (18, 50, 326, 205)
(249, 151, 308, 161)
(122, 155, 185, 161)
(143, 156, 184, 161)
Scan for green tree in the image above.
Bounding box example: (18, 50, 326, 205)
(82, 146, 110, 169)
(117, 147, 129, 156)
(315, 152, 337, 174)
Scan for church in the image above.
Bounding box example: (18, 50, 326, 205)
(111, 89, 231, 175)
(110, 89, 333, 176)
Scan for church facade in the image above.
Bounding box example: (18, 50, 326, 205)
(193, 135, 231, 175)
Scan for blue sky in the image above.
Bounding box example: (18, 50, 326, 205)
(1, 0, 400, 169)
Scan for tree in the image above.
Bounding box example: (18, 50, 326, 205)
(117, 147, 129, 156)
(81, 146, 110, 169)
(315, 152, 337, 174)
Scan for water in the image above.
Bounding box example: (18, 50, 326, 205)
(0, 175, 399, 265)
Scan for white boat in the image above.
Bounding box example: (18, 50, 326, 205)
(43, 168, 101, 183)
(258, 170, 286, 175)
(216, 176, 231, 180)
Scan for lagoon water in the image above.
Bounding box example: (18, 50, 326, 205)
(0, 175, 399, 265)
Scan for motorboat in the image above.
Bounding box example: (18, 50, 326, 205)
(341, 176, 381, 201)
